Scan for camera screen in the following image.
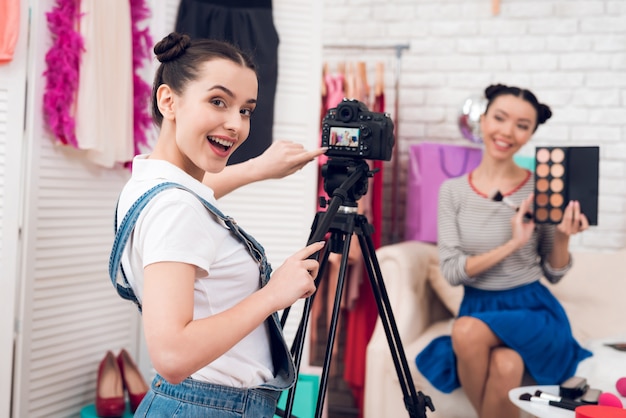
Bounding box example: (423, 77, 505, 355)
(329, 127, 359, 147)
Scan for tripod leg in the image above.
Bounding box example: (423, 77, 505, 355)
(280, 212, 329, 329)
(282, 238, 333, 417)
(282, 294, 313, 418)
(356, 217, 435, 418)
(314, 229, 353, 418)
(285, 246, 331, 349)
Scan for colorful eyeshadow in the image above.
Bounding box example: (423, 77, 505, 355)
(550, 208, 563, 222)
(536, 164, 550, 177)
(551, 148, 565, 163)
(550, 178, 564, 193)
(537, 148, 550, 163)
(535, 208, 548, 221)
(536, 193, 549, 206)
(536, 178, 549, 192)
(550, 163, 564, 177)
(550, 193, 564, 207)
(533, 146, 600, 225)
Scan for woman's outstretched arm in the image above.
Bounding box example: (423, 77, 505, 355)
(204, 140, 326, 199)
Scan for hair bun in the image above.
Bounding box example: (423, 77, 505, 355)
(484, 84, 508, 100)
(537, 103, 553, 124)
(154, 32, 191, 63)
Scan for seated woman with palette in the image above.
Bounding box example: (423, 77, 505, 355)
(415, 83, 592, 418)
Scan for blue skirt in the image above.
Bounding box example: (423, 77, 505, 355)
(415, 281, 592, 393)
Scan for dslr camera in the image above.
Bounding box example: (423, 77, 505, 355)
(321, 99, 395, 161)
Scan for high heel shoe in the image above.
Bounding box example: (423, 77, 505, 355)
(117, 348, 149, 413)
(95, 351, 126, 417)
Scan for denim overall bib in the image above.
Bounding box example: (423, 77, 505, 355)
(109, 182, 296, 416)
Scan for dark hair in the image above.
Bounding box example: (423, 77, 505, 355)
(151, 32, 257, 127)
(484, 83, 552, 132)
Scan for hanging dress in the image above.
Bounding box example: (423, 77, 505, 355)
(175, 0, 279, 165)
(43, 0, 151, 161)
(74, 0, 135, 167)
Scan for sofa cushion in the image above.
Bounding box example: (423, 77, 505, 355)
(428, 263, 463, 316)
(547, 250, 626, 342)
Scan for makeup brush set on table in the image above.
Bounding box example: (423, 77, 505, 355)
(514, 372, 626, 417)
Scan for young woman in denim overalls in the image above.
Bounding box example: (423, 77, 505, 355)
(113, 32, 325, 417)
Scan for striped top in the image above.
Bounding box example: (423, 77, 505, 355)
(437, 173, 572, 290)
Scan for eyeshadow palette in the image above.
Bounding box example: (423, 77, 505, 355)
(533, 146, 599, 225)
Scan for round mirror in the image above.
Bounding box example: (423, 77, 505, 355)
(458, 95, 487, 143)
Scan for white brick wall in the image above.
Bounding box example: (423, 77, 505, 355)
(322, 0, 626, 251)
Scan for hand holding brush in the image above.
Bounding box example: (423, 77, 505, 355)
(488, 189, 533, 221)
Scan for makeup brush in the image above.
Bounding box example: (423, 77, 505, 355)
(519, 393, 578, 411)
(534, 390, 584, 407)
(488, 189, 533, 221)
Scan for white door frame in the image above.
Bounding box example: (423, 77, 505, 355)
(0, 0, 29, 415)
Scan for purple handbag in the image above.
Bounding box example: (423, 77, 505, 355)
(404, 142, 482, 243)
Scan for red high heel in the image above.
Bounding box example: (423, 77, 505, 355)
(117, 348, 149, 413)
(95, 351, 125, 417)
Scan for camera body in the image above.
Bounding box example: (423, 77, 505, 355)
(321, 99, 395, 161)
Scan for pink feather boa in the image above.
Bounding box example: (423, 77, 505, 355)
(130, 0, 153, 157)
(43, 0, 83, 147)
(43, 0, 153, 160)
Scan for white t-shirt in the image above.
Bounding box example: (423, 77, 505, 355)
(117, 155, 274, 387)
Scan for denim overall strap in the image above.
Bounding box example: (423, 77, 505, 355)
(109, 182, 296, 390)
(110, 182, 183, 309)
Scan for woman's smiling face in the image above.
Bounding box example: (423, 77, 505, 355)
(165, 58, 258, 178)
(480, 94, 538, 161)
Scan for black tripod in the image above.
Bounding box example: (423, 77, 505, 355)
(279, 159, 434, 418)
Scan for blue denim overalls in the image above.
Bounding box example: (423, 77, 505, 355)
(109, 182, 296, 417)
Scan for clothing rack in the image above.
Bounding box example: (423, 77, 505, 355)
(322, 42, 410, 244)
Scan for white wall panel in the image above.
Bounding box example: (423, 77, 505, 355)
(10, 1, 138, 417)
(0, 0, 28, 414)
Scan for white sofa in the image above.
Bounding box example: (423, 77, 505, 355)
(364, 240, 626, 418)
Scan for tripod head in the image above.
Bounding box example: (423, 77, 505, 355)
(320, 158, 375, 209)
